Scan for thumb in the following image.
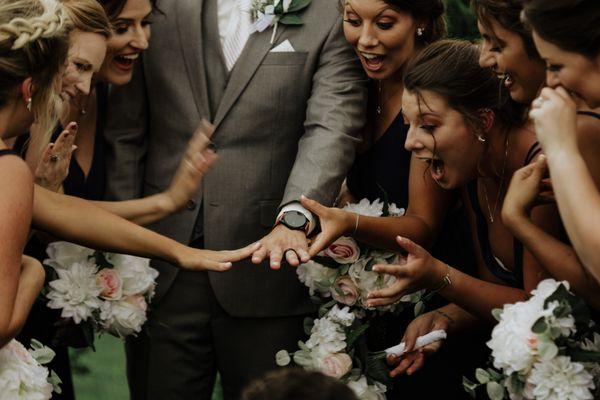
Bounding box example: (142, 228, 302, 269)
(300, 195, 327, 217)
(395, 236, 424, 258)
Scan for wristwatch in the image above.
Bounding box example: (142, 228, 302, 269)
(278, 210, 310, 233)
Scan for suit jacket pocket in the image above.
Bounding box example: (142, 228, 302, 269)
(262, 51, 308, 66)
(259, 200, 281, 228)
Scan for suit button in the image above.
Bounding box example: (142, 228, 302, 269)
(186, 200, 197, 211)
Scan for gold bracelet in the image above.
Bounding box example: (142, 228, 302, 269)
(435, 309, 455, 324)
(429, 263, 452, 293)
(352, 212, 360, 235)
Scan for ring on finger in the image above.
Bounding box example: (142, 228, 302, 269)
(532, 96, 545, 107)
(50, 154, 60, 162)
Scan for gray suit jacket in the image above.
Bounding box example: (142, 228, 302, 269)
(104, 0, 367, 318)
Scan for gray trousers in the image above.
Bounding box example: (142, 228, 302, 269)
(125, 269, 309, 400)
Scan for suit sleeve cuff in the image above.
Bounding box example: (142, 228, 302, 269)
(277, 202, 315, 234)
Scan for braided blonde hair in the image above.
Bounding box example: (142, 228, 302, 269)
(0, 0, 70, 151)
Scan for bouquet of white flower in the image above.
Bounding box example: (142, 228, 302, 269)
(464, 279, 600, 400)
(44, 242, 158, 343)
(297, 198, 425, 314)
(0, 339, 61, 400)
(276, 305, 388, 399)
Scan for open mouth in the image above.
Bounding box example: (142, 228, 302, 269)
(419, 157, 445, 182)
(113, 53, 139, 71)
(360, 52, 385, 72)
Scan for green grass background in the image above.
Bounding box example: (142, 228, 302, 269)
(70, 335, 223, 400)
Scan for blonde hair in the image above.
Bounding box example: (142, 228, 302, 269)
(0, 0, 70, 153)
(61, 0, 112, 38)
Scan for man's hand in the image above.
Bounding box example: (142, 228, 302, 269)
(251, 224, 310, 269)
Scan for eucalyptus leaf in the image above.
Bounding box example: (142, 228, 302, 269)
(49, 370, 62, 394)
(462, 376, 479, 398)
(531, 317, 548, 334)
(570, 348, 600, 363)
(487, 368, 503, 381)
(538, 340, 559, 361)
(346, 323, 370, 349)
(303, 317, 314, 335)
(486, 381, 505, 400)
(275, 350, 291, 366)
(491, 308, 503, 322)
(475, 368, 490, 384)
(414, 301, 425, 317)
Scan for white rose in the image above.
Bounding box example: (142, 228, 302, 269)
(530, 278, 567, 301)
(111, 254, 158, 298)
(99, 295, 148, 337)
(327, 305, 355, 327)
(45, 241, 95, 270)
(46, 261, 103, 324)
(319, 353, 352, 378)
(487, 299, 545, 375)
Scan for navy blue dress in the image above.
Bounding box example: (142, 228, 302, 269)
(15, 84, 108, 400)
(346, 113, 481, 399)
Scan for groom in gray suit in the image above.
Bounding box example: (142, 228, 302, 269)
(104, 0, 366, 398)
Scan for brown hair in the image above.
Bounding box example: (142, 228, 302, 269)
(62, 0, 112, 39)
(0, 0, 70, 142)
(523, 0, 600, 59)
(242, 369, 358, 400)
(384, 0, 446, 44)
(404, 39, 524, 136)
(97, 0, 160, 21)
(471, 0, 539, 59)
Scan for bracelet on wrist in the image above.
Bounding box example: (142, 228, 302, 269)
(429, 263, 452, 294)
(352, 212, 360, 235)
(435, 309, 454, 324)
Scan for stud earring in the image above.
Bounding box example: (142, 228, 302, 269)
(26, 97, 32, 112)
(417, 27, 424, 37)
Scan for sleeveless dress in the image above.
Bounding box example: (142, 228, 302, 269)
(346, 113, 480, 399)
(14, 84, 108, 400)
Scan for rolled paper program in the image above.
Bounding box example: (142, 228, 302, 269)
(384, 330, 447, 357)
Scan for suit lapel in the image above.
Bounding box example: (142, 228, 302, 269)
(213, 25, 287, 128)
(176, 0, 211, 120)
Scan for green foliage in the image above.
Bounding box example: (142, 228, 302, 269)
(444, 0, 479, 41)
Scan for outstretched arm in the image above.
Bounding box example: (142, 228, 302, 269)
(32, 185, 259, 271)
(301, 155, 457, 255)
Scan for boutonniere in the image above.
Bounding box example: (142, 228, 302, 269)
(250, 0, 311, 44)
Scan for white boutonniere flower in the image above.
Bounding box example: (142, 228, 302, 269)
(250, 0, 311, 43)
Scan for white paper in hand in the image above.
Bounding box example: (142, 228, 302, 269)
(384, 330, 447, 357)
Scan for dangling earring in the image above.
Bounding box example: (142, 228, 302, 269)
(26, 97, 32, 112)
(417, 27, 424, 37)
(478, 135, 486, 143)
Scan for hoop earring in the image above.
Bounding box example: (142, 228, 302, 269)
(417, 27, 424, 37)
(26, 97, 32, 112)
(477, 135, 486, 143)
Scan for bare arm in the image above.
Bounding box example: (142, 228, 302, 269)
(31, 185, 259, 271)
(4, 256, 46, 346)
(0, 155, 33, 346)
(530, 87, 600, 283)
(302, 156, 457, 254)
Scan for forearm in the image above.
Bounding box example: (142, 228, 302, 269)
(437, 264, 527, 322)
(91, 193, 175, 226)
(3, 257, 45, 346)
(546, 149, 600, 282)
(353, 214, 434, 251)
(507, 214, 600, 308)
(32, 185, 182, 264)
(435, 303, 480, 334)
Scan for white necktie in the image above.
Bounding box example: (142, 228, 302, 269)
(222, 0, 253, 71)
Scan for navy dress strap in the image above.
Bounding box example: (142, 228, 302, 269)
(0, 149, 16, 156)
(467, 181, 522, 287)
(577, 110, 600, 120)
(524, 141, 542, 165)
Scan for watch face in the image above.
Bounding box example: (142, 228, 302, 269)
(283, 211, 308, 229)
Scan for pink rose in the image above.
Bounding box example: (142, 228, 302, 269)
(526, 332, 538, 350)
(331, 276, 360, 306)
(324, 237, 360, 264)
(320, 353, 353, 378)
(125, 294, 148, 312)
(96, 269, 123, 300)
